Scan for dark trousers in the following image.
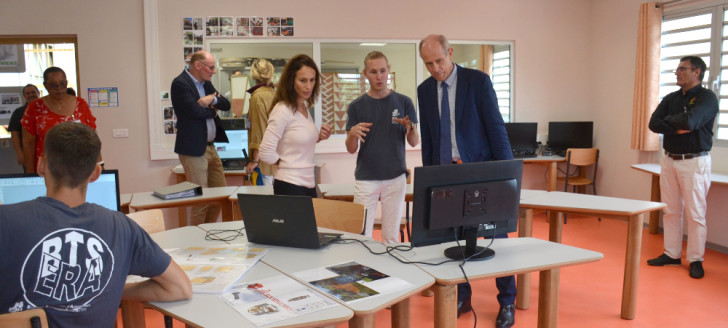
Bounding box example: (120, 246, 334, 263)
(273, 179, 317, 198)
(457, 233, 517, 307)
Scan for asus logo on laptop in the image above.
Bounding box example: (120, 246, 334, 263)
(272, 218, 285, 224)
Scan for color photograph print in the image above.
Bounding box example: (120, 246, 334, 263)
(267, 27, 281, 37)
(183, 46, 194, 60)
(220, 17, 234, 36)
(206, 17, 220, 36)
(163, 120, 177, 135)
(163, 106, 174, 120)
(183, 17, 203, 30)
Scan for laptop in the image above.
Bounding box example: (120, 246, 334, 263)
(0, 169, 121, 211)
(237, 194, 342, 249)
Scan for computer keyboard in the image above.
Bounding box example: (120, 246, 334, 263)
(512, 149, 538, 158)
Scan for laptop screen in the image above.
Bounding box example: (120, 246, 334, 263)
(215, 129, 249, 161)
(0, 170, 121, 211)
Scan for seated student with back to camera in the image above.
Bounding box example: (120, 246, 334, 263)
(0, 122, 191, 327)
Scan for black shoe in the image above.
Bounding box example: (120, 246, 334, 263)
(456, 298, 472, 318)
(689, 261, 704, 279)
(647, 253, 681, 266)
(495, 304, 515, 328)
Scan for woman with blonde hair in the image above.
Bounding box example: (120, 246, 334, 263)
(259, 54, 332, 196)
(245, 58, 276, 185)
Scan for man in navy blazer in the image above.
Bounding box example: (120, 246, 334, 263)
(171, 50, 230, 225)
(417, 34, 515, 328)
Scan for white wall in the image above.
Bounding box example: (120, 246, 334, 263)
(3, 0, 726, 248)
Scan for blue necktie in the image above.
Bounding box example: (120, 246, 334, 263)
(439, 82, 452, 165)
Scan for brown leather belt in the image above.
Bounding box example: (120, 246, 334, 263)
(665, 151, 708, 160)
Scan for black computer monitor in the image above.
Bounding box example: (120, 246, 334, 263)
(547, 121, 593, 153)
(505, 122, 538, 151)
(0, 170, 121, 211)
(411, 160, 523, 261)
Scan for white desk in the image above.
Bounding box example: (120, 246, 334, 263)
(130, 186, 238, 227)
(199, 221, 435, 328)
(123, 225, 354, 328)
(631, 163, 728, 233)
(397, 237, 602, 328)
(517, 191, 664, 320)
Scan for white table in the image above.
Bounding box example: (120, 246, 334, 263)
(130, 186, 238, 227)
(122, 225, 354, 328)
(397, 237, 602, 328)
(517, 190, 665, 320)
(631, 163, 728, 233)
(199, 221, 435, 328)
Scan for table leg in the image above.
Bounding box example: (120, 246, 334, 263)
(231, 201, 242, 221)
(391, 298, 410, 328)
(221, 199, 233, 222)
(178, 208, 187, 228)
(537, 268, 560, 328)
(349, 313, 375, 328)
(433, 283, 457, 328)
(120, 300, 146, 328)
(547, 162, 558, 192)
(516, 208, 533, 310)
(649, 175, 661, 234)
(548, 211, 563, 243)
(621, 213, 644, 320)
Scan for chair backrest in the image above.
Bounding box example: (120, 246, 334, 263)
(0, 308, 49, 328)
(565, 148, 599, 167)
(126, 209, 166, 234)
(312, 198, 366, 234)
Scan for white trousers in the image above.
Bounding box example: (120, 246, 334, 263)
(660, 154, 711, 262)
(354, 174, 407, 244)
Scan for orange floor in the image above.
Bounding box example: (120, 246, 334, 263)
(127, 212, 728, 327)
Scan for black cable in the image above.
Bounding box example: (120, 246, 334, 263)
(204, 227, 245, 242)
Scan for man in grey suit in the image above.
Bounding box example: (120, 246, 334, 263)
(171, 50, 230, 225)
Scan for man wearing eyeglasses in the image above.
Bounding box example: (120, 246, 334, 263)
(7, 84, 40, 171)
(171, 50, 231, 225)
(648, 56, 718, 279)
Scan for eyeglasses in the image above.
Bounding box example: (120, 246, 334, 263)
(46, 81, 68, 90)
(674, 67, 696, 73)
(202, 63, 216, 71)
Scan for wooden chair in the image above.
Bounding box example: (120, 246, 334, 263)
(0, 308, 48, 328)
(127, 209, 166, 233)
(312, 198, 366, 234)
(373, 169, 412, 241)
(124, 209, 173, 328)
(556, 148, 600, 223)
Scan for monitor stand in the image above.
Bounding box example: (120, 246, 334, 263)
(443, 226, 495, 261)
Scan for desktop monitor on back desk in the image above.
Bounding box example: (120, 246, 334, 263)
(0, 170, 121, 211)
(547, 121, 593, 155)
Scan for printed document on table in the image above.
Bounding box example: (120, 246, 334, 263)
(167, 244, 269, 293)
(294, 261, 412, 303)
(221, 274, 337, 327)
